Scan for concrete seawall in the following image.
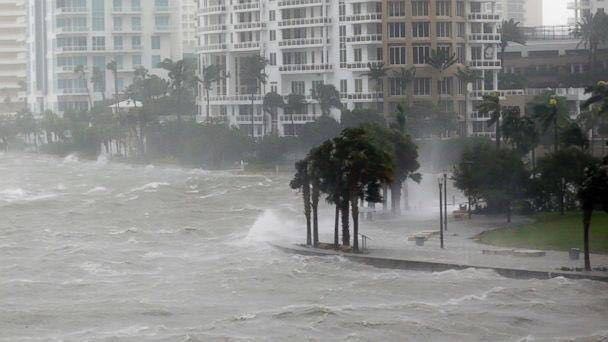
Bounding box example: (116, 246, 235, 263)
(272, 243, 608, 282)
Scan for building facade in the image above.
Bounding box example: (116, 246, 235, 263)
(495, 0, 542, 27)
(569, 0, 607, 24)
(0, 0, 27, 116)
(27, 0, 185, 114)
(197, 0, 501, 138)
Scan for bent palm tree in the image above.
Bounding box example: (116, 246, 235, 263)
(499, 19, 526, 70)
(363, 62, 388, 115)
(285, 93, 306, 136)
(428, 49, 458, 104)
(263, 91, 284, 135)
(392, 66, 416, 107)
(455, 66, 482, 137)
(74, 64, 93, 110)
(199, 64, 221, 122)
(477, 92, 502, 149)
(241, 55, 268, 138)
(290, 159, 312, 246)
(106, 60, 119, 113)
(573, 12, 608, 73)
(312, 83, 342, 117)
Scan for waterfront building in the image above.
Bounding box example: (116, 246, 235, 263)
(0, 0, 27, 116)
(569, 0, 607, 24)
(26, 0, 185, 114)
(495, 0, 543, 26)
(197, 0, 501, 138)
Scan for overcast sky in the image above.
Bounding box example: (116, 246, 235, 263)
(543, 0, 569, 25)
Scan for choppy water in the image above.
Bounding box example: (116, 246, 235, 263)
(1, 153, 608, 341)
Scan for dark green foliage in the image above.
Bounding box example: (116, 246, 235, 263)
(341, 108, 386, 129)
(298, 115, 341, 149)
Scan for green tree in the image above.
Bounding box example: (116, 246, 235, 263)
(284, 93, 307, 136)
(106, 60, 119, 113)
(298, 115, 341, 149)
(74, 65, 93, 109)
(531, 94, 569, 153)
(578, 157, 608, 270)
(263, 91, 284, 135)
(477, 92, 502, 149)
(583, 80, 608, 116)
(499, 19, 526, 70)
(573, 12, 608, 73)
(91, 66, 106, 103)
(241, 55, 268, 138)
(392, 66, 416, 107)
(428, 49, 458, 104)
(312, 83, 342, 117)
(340, 107, 386, 129)
(560, 122, 589, 150)
(198, 64, 228, 122)
(363, 62, 388, 114)
(290, 159, 312, 246)
(455, 66, 482, 137)
(159, 58, 198, 121)
(501, 106, 539, 156)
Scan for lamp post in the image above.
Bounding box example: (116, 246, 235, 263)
(549, 95, 558, 153)
(438, 177, 444, 249)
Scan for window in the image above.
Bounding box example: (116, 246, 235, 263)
(155, 16, 169, 29)
(151, 36, 160, 49)
(92, 36, 105, 50)
(412, 22, 429, 37)
(353, 24, 362, 35)
(411, 1, 429, 16)
(436, 22, 452, 37)
(131, 36, 141, 49)
(270, 30, 276, 41)
(132, 0, 140, 11)
(413, 78, 431, 95)
(389, 78, 406, 96)
(436, 1, 451, 16)
(456, 1, 464, 16)
(269, 10, 275, 21)
(113, 36, 123, 50)
(269, 52, 276, 66)
(151, 55, 161, 68)
(114, 55, 123, 70)
(438, 77, 453, 95)
(388, 1, 406, 17)
(155, 0, 168, 8)
(389, 46, 407, 64)
(92, 0, 105, 31)
(413, 45, 430, 64)
(457, 22, 465, 37)
(340, 79, 348, 93)
(353, 3, 362, 14)
(113, 0, 122, 11)
(291, 81, 305, 95)
(355, 79, 363, 93)
(131, 16, 141, 31)
(354, 48, 362, 62)
(388, 22, 406, 38)
(132, 55, 141, 67)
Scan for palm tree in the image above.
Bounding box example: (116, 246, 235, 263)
(311, 83, 342, 117)
(392, 66, 416, 107)
(290, 159, 312, 246)
(198, 64, 222, 122)
(335, 128, 394, 252)
(74, 64, 93, 110)
(91, 66, 106, 103)
(578, 158, 608, 271)
(501, 107, 539, 157)
(285, 93, 306, 136)
(499, 19, 526, 70)
(477, 92, 502, 149)
(583, 80, 608, 115)
(363, 62, 388, 115)
(263, 91, 284, 135)
(159, 58, 198, 121)
(241, 55, 268, 138)
(308, 158, 321, 247)
(573, 12, 608, 73)
(106, 60, 119, 113)
(533, 95, 564, 153)
(427, 49, 458, 104)
(18, 80, 27, 111)
(455, 66, 482, 137)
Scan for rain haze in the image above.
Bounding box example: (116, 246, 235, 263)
(1, 0, 607, 340)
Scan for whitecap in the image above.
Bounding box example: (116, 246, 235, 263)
(130, 182, 170, 192)
(85, 186, 109, 194)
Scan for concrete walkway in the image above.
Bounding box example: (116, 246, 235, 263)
(277, 211, 608, 282)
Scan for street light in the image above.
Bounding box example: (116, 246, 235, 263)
(438, 177, 444, 249)
(443, 172, 448, 232)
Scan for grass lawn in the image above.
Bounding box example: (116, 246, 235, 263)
(478, 212, 608, 253)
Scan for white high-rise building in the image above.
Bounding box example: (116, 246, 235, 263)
(495, 0, 543, 26)
(0, 0, 27, 116)
(569, 0, 607, 24)
(180, 0, 198, 55)
(197, 0, 501, 138)
(27, 0, 185, 114)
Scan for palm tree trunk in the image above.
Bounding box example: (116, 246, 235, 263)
(464, 92, 469, 137)
(206, 88, 211, 122)
(382, 185, 388, 211)
(303, 183, 312, 246)
(496, 118, 501, 149)
(334, 203, 340, 248)
(312, 182, 319, 247)
(468, 196, 472, 219)
(583, 209, 592, 271)
(554, 114, 558, 153)
(351, 194, 359, 252)
(251, 94, 255, 138)
(391, 182, 402, 215)
(341, 199, 350, 246)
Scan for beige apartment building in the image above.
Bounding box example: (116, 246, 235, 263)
(0, 0, 27, 116)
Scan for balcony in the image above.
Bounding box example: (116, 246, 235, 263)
(233, 41, 261, 51)
(205, 94, 264, 103)
(199, 43, 228, 52)
(467, 13, 500, 21)
(112, 6, 141, 14)
(278, 63, 333, 73)
(470, 89, 524, 100)
(468, 34, 500, 43)
(345, 34, 382, 44)
(340, 92, 383, 101)
(280, 114, 317, 123)
(279, 38, 326, 48)
(339, 13, 382, 23)
(233, 2, 259, 11)
(340, 60, 383, 70)
(198, 24, 227, 33)
(60, 88, 88, 96)
(468, 60, 501, 68)
(237, 115, 263, 123)
(278, 0, 323, 8)
(56, 26, 90, 35)
(233, 22, 266, 31)
(155, 5, 172, 13)
(57, 46, 88, 53)
(198, 5, 226, 14)
(56, 7, 88, 15)
(278, 17, 331, 27)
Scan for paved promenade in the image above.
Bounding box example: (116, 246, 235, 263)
(277, 209, 608, 281)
